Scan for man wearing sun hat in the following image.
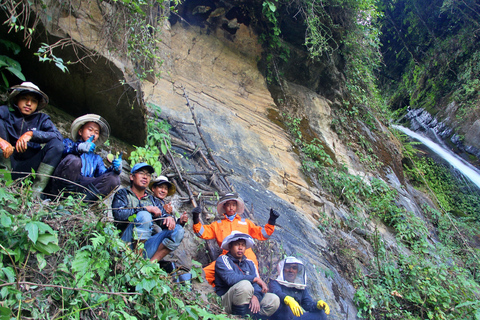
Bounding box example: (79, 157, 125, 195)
(112, 163, 185, 262)
(0, 82, 63, 194)
(192, 192, 280, 286)
(215, 231, 280, 318)
(51, 114, 121, 201)
(269, 257, 329, 319)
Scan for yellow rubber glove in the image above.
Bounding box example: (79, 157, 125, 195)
(317, 300, 330, 315)
(284, 296, 303, 317)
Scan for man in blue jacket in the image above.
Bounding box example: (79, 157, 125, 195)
(269, 257, 329, 319)
(215, 231, 279, 318)
(51, 114, 121, 201)
(111, 163, 184, 262)
(0, 82, 63, 195)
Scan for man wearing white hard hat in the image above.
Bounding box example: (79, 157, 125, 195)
(215, 231, 280, 318)
(0, 82, 63, 195)
(51, 114, 121, 201)
(269, 257, 329, 319)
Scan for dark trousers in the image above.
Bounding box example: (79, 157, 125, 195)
(271, 304, 327, 320)
(51, 154, 120, 197)
(0, 119, 63, 179)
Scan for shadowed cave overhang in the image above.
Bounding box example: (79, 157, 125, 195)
(1, 22, 147, 146)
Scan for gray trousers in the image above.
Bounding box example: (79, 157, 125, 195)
(221, 280, 280, 316)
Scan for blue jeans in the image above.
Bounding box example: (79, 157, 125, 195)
(120, 210, 185, 259)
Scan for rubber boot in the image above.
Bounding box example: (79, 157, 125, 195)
(32, 163, 55, 196)
(0, 150, 12, 180)
(231, 304, 250, 317)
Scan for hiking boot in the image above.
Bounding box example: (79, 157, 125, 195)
(231, 304, 250, 317)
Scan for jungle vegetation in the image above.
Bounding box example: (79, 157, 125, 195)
(1, 0, 480, 319)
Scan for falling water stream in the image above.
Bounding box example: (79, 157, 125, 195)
(393, 125, 480, 190)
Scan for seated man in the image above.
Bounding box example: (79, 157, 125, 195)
(215, 231, 280, 318)
(149, 175, 188, 228)
(269, 257, 330, 320)
(51, 114, 121, 201)
(0, 82, 63, 194)
(111, 163, 184, 262)
(193, 192, 280, 286)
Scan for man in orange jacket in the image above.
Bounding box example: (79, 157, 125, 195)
(192, 192, 280, 286)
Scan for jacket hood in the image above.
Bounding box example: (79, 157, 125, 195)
(275, 256, 307, 290)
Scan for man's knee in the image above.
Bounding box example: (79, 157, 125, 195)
(162, 225, 184, 251)
(260, 293, 280, 316)
(103, 172, 121, 190)
(232, 280, 254, 299)
(44, 139, 64, 164)
(62, 154, 82, 170)
(135, 210, 153, 224)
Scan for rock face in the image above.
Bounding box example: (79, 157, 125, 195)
(4, 2, 434, 319)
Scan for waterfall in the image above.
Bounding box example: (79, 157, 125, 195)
(393, 125, 480, 190)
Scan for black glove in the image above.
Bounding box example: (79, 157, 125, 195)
(268, 208, 280, 225)
(192, 206, 202, 224)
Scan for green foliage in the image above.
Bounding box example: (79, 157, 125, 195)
(354, 244, 480, 320)
(0, 179, 226, 319)
(283, 114, 334, 168)
(129, 107, 171, 175)
(0, 40, 25, 91)
(379, 0, 480, 115)
(35, 43, 70, 73)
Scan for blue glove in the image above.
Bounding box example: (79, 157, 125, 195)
(113, 152, 123, 171)
(77, 136, 96, 153)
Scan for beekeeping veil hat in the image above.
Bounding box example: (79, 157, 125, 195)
(275, 256, 307, 290)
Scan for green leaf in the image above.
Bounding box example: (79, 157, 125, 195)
(0, 212, 12, 227)
(160, 143, 167, 155)
(32, 242, 60, 255)
(36, 233, 57, 245)
(37, 253, 47, 271)
(25, 222, 39, 244)
(5, 66, 25, 81)
(0, 306, 11, 320)
(72, 250, 91, 273)
(1, 267, 15, 282)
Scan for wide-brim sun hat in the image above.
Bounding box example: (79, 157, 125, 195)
(71, 114, 111, 146)
(8, 82, 49, 111)
(130, 162, 155, 174)
(220, 231, 254, 250)
(149, 175, 176, 196)
(217, 193, 245, 215)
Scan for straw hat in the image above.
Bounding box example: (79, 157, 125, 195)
(149, 175, 176, 196)
(8, 82, 49, 111)
(217, 193, 245, 215)
(70, 114, 111, 146)
(220, 231, 254, 250)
